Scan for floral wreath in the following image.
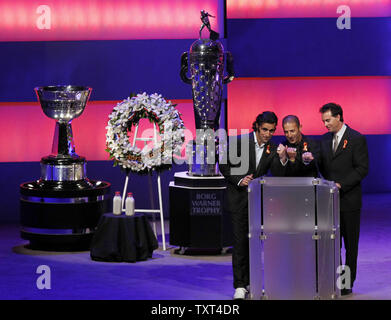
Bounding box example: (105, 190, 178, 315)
(105, 93, 185, 173)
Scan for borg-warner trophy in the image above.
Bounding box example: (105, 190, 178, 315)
(180, 10, 234, 176)
(169, 11, 234, 254)
(19, 85, 110, 251)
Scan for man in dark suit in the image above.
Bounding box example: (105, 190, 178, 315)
(219, 111, 279, 299)
(274, 115, 320, 177)
(318, 103, 369, 296)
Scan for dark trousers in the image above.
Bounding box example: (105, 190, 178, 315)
(231, 207, 249, 289)
(340, 209, 361, 287)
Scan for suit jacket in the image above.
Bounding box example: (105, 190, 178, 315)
(319, 125, 369, 212)
(219, 133, 278, 214)
(274, 135, 320, 177)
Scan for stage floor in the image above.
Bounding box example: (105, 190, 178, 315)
(0, 193, 390, 300)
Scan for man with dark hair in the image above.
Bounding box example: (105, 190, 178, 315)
(274, 115, 320, 177)
(219, 111, 279, 300)
(318, 102, 369, 296)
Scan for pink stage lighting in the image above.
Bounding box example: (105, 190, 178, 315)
(227, 0, 391, 19)
(0, 0, 219, 41)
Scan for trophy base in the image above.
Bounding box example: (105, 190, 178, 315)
(187, 140, 221, 177)
(20, 179, 109, 197)
(188, 163, 221, 177)
(41, 154, 86, 163)
(35, 178, 95, 191)
(175, 171, 226, 188)
(19, 179, 111, 251)
(40, 155, 87, 182)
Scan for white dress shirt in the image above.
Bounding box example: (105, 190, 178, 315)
(237, 132, 265, 186)
(333, 123, 347, 151)
(254, 131, 265, 167)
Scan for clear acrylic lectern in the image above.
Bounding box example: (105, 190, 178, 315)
(248, 177, 340, 300)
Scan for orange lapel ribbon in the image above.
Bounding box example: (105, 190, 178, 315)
(266, 144, 271, 154)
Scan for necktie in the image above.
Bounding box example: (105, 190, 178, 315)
(333, 134, 339, 154)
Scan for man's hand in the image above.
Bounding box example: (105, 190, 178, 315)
(239, 174, 254, 187)
(276, 144, 287, 163)
(302, 152, 314, 164)
(286, 147, 297, 162)
(335, 183, 341, 189)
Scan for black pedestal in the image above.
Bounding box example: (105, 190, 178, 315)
(90, 213, 158, 262)
(169, 172, 232, 251)
(20, 180, 111, 251)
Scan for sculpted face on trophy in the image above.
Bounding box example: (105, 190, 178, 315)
(180, 10, 234, 176)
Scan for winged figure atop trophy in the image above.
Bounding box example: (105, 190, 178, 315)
(199, 10, 219, 40)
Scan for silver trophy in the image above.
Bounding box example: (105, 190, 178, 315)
(20, 85, 111, 251)
(35, 85, 92, 186)
(180, 10, 234, 176)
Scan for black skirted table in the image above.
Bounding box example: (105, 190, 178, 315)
(90, 213, 158, 262)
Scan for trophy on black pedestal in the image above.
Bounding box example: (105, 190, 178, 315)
(19, 85, 111, 251)
(169, 11, 234, 254)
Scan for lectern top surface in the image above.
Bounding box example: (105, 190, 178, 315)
(250, 177, 337, 188)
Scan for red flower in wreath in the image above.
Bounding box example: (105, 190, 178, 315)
(343, 139, 348, 149)
(303, 142, 308, 152)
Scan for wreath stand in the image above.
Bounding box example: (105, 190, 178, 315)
(120, 122, 167, 251)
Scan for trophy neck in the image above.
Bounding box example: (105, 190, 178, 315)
(57, 119, 71, 124)
(52, 121, 77, 157)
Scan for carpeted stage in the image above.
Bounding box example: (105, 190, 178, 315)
(0, 193, 390, 300)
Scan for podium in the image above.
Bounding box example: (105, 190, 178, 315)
(248, 177, 340, 300)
